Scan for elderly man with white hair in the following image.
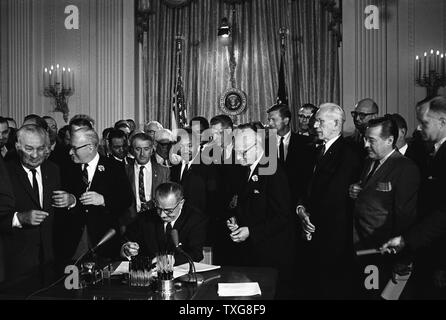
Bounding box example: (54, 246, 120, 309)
(295, 103, 362, 299)
(144, 121, 163, 140)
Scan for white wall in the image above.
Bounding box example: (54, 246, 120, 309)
(342, 0, 446, 134)
(0, 0, 136, 135)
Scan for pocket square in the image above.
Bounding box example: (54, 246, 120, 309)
(376, 182, 392, 192)
(253, 189, 260, 194)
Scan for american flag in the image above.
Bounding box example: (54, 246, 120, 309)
(171, 37, 188, 131)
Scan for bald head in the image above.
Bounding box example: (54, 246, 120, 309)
(352, 98, 379, 133)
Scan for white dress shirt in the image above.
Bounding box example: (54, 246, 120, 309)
(1, 145, 7, 158)
(84, 153, 100, 187)
(276, 130, 291, 161)
(398, 144, 408, 156)
(323, 134, 341, 155)
(12, 165, 43, 228)
(248, 151, 264, 181)
(135, 161, 152, 212)
(434, 136, 446, 155)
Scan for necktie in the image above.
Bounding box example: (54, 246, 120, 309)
(30, 169, 40, 207)
(279, 137, 285, 164)
(165, 222, 173, 235)
(82, 164, 89, 190)
(365, 160, 380, 183)
(139, 166, 146, 203)
(316, 143, 326, 164)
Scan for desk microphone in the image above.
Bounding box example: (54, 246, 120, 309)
(75, 228, 117, 266)
(170, 229, 203, 285)
(91, 229, 116, 253)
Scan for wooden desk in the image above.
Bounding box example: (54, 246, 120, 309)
(0, 265, 277, 300)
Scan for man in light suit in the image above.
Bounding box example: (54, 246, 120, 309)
(296, 104, 361, 299)
(120, 132, 170, 229)
(2, 125, 75, 281)
(350, 116, 420, 299)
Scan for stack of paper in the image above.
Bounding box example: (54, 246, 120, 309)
(217, 282, 262, 297)
(173, 262, 220, 279)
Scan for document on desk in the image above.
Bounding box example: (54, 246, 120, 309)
(174, 263, 221, 279)
(111, 261, 220, 277)
(111, 261, 129, 275)
(217, 282, 262, 297)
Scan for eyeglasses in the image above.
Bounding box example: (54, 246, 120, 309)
(235, 143, 256, 159)
(69, 143, 91, 152)
(351, 111, 377, 121)
(155, 199, 183, 216)
(298, 114, 312, 120)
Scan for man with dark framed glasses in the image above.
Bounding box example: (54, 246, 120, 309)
(121, 182, 207, 266)
(346, 98, 379, 162)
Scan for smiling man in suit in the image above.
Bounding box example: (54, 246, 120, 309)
(1, 125, 75, 281)
(120, 132, 169, 229)
(350, 116, 420, 299)
(229, 123, 295, 298)
(121, 182, 207, 265)
(54, 127, 133, 265)
(296, 104, 361, 299)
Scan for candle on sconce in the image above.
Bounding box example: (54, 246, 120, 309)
(424, 52, 428, 77)
(70, 69, 75, 91)
(62, 67, 67, 88)
(436, 50, 440, 73)
(429, 49, 434, 72)
(49, 70, 53, 86)
(416, 56, 421, 81)
(441, 54, 445, 79)
(55, 64, 60, 84)
(43, 68, 49, 88)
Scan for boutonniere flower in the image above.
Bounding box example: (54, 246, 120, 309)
(251, 175, 258, 182)
(98, 165, 105, 172)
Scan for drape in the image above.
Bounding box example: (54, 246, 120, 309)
(143, 0, 340, 129)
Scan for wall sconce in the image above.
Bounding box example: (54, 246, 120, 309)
(43, 64, 75, 123)
(218, 17, 231, 38)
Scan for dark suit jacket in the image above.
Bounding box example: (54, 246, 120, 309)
(0, 156, 15, 282)
(55, 155, 133, 261)
(353, 150, 420, 250)
(304, 136, 361, 261)
(234, 160, 295, 269)
(405, 142, 446, 267)
(284, 132, 315, 208)
(123, 203, 208, 265)
(170, 160, 218, 216)
(121, 158, 170, 226)
(2, 160, 61, 279)
(345, 130, 367, 170)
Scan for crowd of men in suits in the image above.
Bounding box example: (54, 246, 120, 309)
(0, 95, 446, 300)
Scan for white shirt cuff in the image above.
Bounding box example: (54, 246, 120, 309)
(12, 212, 23, 228)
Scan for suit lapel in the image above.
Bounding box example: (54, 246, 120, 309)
(126, 163, 136, 197)
(14, 161, 41, 208)
(41, 162, 51, 210)
(362, 151, 401, 190)
(151, 161, 159, 196)
(89, 156, 105, 192)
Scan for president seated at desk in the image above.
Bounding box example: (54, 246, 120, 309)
(121, 182, 208, 266)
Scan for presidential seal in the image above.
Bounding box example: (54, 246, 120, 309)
(219, 87, 247, 116)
